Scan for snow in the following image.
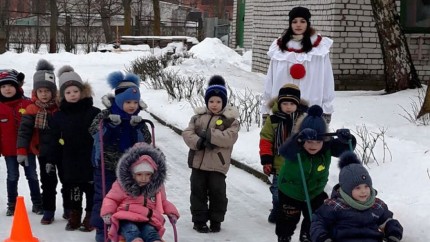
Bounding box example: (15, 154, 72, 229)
(0, 38, 429, 242)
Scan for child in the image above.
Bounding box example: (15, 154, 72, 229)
(16, 59, 66, 224)
(261, 6, 335, 124)
(0, 69, 43, 216)
(100, 142, 179, 242)
(49, 66, 101, 231)
(182, 75, 240, 233)
(89, 71, 152, 242)
(310, 151, 403, 242)
(259, 83, 307, 223)
(276, 105, 356, 242)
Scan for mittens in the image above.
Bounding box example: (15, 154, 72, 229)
(130, 115, 142, 126)
(336, 129, 352, 144)
(108, 114, 121, 126)
(17, 155, 28, 166)
(102, 214, 112, 225)
(263, 164, 272, 175)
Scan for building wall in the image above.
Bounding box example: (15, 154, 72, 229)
(234, 0, 430, 90)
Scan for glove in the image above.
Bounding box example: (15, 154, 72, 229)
(17, 155, 28, 166)
(102, 214, 112, 225)
(45, 163, 56, 176)
(196, 138, 206, 150)
(130, 115, 142, 126)
(168, 214, 178, 225)
(262, 114, 269, 125)
(336, 128, 352, 144)
(297, 128, 318, 143)
(387, 236, 400, 242)
(108, 114, 121, 126)
(263, 164, 272, 175)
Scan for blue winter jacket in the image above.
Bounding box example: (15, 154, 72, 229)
(310, 184, 403, 242)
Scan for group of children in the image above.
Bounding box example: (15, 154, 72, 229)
(1, 59, 241, 242)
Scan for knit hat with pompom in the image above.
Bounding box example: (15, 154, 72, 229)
(338, 151, 372, 198)
(298, 105, 327, 140)
(58, 65, 84, 98)
(33, 59, 57, 96)
(204, 75, 228, 110)
(107, 71, 141, 109)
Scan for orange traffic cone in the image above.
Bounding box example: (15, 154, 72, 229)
(4, 196, 39, 242)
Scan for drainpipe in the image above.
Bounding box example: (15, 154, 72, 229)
(235, 0, 245, 48)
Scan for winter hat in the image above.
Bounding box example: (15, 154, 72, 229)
(107, 71, 141, 109)
(278, 83, 300, 108)
(338, 151, 373, 198)
(205, 75, 228, 110)
(131, 155, 158, 174)
(33, 59, 57, 95)
(58, 65, 84, 98)
(288, 6, 311, 27)
(298, 105, 327, 140)
(0, 69, 19, 88)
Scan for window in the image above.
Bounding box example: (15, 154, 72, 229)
(401, 0, 430, 33)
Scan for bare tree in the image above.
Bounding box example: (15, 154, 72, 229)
(152, 0, 160, 35)
(123, 0, 132, 35)
(0, 0, 11, 53)
(94, 0, 122, 43)
(370, 0, 422, 92)
(49, 0, 58, 53)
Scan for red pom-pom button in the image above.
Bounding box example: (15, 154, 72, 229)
(290, 64, 306, 79)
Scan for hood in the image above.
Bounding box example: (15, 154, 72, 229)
(116, 143, 167, 197)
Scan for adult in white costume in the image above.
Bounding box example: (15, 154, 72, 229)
(261, 6, 335, 125)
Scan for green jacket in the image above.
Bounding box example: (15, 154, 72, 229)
(278, 133, 356, 201)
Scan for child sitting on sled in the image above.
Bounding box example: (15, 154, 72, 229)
(100, 142, 179, 242)
(310, 151, 403, 242)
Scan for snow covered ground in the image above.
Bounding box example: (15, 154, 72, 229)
(0, 38, 429, 241)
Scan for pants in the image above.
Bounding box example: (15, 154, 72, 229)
(190, 169, 227, 223)
(276, 191, 328, 238)
(64, 182, 94, 213)
(5, 155, 42, 208)
(91, 168, 116, 231)
(120, 221, 160, 242)
(269, 175, 279, 216)
(38, 157, 60, 211)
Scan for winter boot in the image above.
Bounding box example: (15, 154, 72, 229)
(63, 209, 71, 220)
(193, 222, 210, 233)
(79, 212, 94, 232)
(32, 204, 43, 215)
(299, 232, 311, 242)
(278, 236, 291, 242)
(40, 210, 55, 225)
(6, 206, 15, 216)
(210, 221, 221, 232)
(65, 210, 82, 231)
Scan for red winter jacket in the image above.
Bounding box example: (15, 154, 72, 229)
(0, 98, 32, 156)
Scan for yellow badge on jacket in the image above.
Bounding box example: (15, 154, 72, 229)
(59, 138, 65, 145)
(19, 108, 26, 114)
(317, 165, 325, 172)
(216, 119, 223, 126)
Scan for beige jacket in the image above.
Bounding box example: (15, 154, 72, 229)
(182, 104, 240, 175)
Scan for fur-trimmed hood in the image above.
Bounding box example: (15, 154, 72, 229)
(193, 104, 239, 119)
(116, 142, 166, 197)
(101, 93, 147, 110)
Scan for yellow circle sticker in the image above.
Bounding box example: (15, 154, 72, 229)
(216, 119, 223, 125)
(19, 108, 26, 114)
(317, 165, 325, 172)
(59, 138, 65, 145)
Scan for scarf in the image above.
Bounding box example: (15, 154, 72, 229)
(339, 187, 376, 211)
(274, 111, 297, 155)
(34, 99, 57, 129)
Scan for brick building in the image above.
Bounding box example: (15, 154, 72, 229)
(231, 0, 430, 90)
